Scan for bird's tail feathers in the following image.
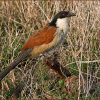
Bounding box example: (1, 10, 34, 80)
(0, 49, 32, 81)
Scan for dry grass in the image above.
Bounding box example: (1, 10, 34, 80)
(0, 1, 100, 100)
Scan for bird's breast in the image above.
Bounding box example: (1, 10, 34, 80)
(31, 32, 63, 57)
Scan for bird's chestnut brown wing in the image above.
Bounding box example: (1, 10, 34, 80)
(22, 26, 57, 51)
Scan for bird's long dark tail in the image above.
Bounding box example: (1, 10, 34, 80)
(0, 49, 32, 81)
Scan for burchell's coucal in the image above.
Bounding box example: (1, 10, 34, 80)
(0, 11, 75, 81)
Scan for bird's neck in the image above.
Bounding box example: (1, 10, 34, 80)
(56, 18, 68, 34)
(54, 18, 68, 44)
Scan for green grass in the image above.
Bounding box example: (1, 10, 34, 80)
(0, 1, 100, 100)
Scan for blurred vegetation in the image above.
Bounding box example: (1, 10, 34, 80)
(0, 0, 100, 100)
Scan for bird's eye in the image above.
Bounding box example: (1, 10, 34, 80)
(60, 13, 65, 18)
(62, 14, 65, 16)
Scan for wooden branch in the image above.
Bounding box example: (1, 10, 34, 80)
(7, 56, 72, 99)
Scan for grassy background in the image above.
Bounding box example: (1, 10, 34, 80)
(0, 1, 100, 100)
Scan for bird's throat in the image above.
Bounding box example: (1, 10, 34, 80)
(56, 18, 68, 34)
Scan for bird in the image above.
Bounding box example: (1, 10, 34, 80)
(0, 11, 75, 81)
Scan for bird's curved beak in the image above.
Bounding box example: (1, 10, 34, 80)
(68, 12, 76, 17)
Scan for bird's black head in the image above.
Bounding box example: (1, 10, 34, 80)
(49, 11, 76, 27)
